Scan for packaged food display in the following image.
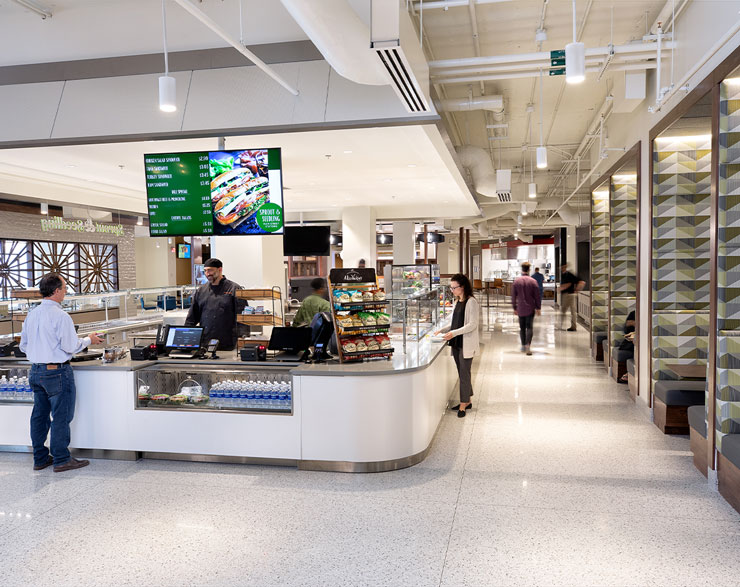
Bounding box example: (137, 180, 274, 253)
(350, 290, 364, 302)
(378, 335, 393, 350)
(359, 312, 376, 326)
(169, 394, 188, 405)
(376, 312, 391, 325)
(362, 290, 375, 302)
(337, 315, 354, 328)
(366, 337, 380, 351)
(151, 394, 169, 404)
(355, 339, 368, 352)
(333, 291, 351, 304)
(342, 340, 357, 353)
(374, 290, 386, 301)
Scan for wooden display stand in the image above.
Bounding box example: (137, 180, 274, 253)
(328, 268, 393, 363)
(235, 287, 284, 350)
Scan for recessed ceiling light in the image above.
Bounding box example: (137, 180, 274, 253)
(66, 165, 76, 168)
(407, 164, 417, 168)
(343, 150, 353, 154)
(383, 178, 392, 182)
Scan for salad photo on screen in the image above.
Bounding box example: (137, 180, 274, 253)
(208, 150, 273, 234)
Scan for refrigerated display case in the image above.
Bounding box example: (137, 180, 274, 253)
(389, 286, 453, 350)
(135, 362, 294, 414)
(387, 264, 440, 299)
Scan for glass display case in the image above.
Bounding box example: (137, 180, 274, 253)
(135, 363, 293, 414)
(0, 365, 32, 404)
(387, 264, 440, 299)
(389, 285, 452, 345)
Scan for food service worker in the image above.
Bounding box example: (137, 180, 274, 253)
(185, 258, 244, 351)
(20, 273, 104, 473)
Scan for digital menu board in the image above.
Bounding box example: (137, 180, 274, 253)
(145, 148, 284, 237)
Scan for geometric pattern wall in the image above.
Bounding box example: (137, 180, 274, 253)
(610, 176, 637, 348)
(0, 238, 119, 297)
(591, 188, 610, 346)
(716, 77, 740, 452)
(652, 136, 712, 395)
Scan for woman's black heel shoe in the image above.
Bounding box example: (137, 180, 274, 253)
(450, 403, 472, 411)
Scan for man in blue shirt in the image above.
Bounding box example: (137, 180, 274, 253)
(20, 273, 103, 472)
(532, 267, 545, 301)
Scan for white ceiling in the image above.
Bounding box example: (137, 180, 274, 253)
(0, 125, 479, 220)
(0, 0, 676, 237)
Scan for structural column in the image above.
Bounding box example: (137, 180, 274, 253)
(392, 221, 415, 265)
(341, 206, 377, 269)
(211, 236, 285, 291)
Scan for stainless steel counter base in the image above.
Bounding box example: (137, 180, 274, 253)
(298, 446, 430, 473)
(139, 451, 298, 467)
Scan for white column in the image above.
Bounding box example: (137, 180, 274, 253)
(566, 226, 577, 274)
(392, 221, 415, 265)
(437, 240, 450, 273)
(211, 236, 286, 292)
(341, 207, 376, 269)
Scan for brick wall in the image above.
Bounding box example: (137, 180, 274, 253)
(0, 210, 136, 290)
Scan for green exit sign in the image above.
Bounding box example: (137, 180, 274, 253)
(550, 49, 565, 59)
(550, 58, 565, 67)
(549, 68, 565, 76)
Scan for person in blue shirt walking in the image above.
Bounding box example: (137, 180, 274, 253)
(532, 266, 545, 301)
(20, 273, 103, 473)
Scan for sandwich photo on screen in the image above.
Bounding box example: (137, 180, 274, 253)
(208, 149, 281, 235)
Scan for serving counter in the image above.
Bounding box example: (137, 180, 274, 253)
(0, 338, 456, 472)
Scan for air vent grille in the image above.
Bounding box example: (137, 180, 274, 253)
(374, 47, 430, 113)
(496, 192, 512, 203)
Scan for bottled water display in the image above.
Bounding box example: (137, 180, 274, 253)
(208, 378, 292, 411)
(0, 375, 33, 402)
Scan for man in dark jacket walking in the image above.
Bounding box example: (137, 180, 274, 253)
(512, 262, 542, 356)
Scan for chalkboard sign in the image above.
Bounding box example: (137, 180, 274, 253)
(329, 268, 377, 285)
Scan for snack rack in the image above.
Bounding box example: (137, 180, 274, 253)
(328, 268, 394, 363)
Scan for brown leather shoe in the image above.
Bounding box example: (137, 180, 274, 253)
(33, 456, 53, 471)
(53, 457, 89, 473)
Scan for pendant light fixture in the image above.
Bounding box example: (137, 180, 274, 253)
(528, 146, 537, 198)
(40, 202, 48, 215)
(521, 203, 528, 216)
(137, 216, 144, 226)
(536, 69, 547, 169)
(159, 0, 176, 113)
(565, 0, 585, 84)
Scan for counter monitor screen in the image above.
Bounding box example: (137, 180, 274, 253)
(144, 148, 284, 237)
(267, 327, 312, 353)
(165, 327, 204, 350)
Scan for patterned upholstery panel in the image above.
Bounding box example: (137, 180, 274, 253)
(610, 297, 635, 352)
(715, 79, 740, 454)
(651, 311, 710, 395)
(610, 176, 637, 351)
(591, 188, 609, 346)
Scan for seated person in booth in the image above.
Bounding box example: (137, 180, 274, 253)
(618, 310, 636, 382)
(292, 277, 331, 328)
(185, 258, 244, 351)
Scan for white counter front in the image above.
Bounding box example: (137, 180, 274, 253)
(0, 340, 456, 472)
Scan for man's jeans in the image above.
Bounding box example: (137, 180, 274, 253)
(29, 363, 76, 467)
(518, 313, 535, 347)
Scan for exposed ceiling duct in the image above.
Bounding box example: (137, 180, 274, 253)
(455, 145, 497, 198)
(281, 0, 431, 112)
(438, 95, 503, 112)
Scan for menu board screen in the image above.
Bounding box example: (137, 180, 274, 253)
(145, 148, 284, 236)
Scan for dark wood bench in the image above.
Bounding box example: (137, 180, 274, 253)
(687, 405, 707, 477)
(593, 334, 607, 362)
(611, 346, 631, 383)
(719, 434, 740, 514)
(653, 380, 705, 434)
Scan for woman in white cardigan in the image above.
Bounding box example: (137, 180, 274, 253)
(435, 273, 480, 418)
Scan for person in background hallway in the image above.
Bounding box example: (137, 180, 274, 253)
(619, 310, 636, 382)
(559, 263, 585, 331)
(292, 277, 331, 327)
(512, 262, 541, 356)
(20, 273, 104, 473)
(435, 274, 480, 418)
(532, 266, 545, 301)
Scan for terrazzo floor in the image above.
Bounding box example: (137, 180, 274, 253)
(1, 305, 739, 586)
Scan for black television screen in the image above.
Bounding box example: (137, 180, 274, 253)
(144, 148, 284, 237)
(283, 226, 331, 256)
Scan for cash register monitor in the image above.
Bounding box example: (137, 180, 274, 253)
(268, 327, 312, 361)
(165, 327, 204, 358)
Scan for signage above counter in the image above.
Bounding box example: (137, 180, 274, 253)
(144, 148, 284, 238)
(40, 216, 124, 237)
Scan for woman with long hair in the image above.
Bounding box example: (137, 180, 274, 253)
(435, 273, 480, 418)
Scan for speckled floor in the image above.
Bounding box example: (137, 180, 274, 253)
(1, 306, 739, 587)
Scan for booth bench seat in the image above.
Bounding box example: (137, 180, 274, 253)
(719, 434, 740, 514)
(653, 380, 705, 434)
(687, 405, 707, 477)
(611, 347, 632, 383)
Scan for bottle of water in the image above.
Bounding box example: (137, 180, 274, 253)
(209, 382, 223, 408)
(254, 382, 264, 409)
(223, 380, 234, 408)
(277, 383, 287, 409)
(246, 380, 256, 410)
(0, 376, 8, 400)
(24, 378, 33, 402)
(236, 381, 247, 408)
